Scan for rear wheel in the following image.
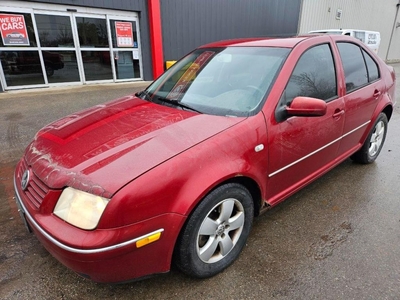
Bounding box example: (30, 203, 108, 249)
(351, 112, 388, 164)
(174, 183, 254, 278)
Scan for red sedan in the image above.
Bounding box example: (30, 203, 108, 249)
(14, 35, 396, 283)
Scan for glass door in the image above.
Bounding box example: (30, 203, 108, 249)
(108, 15, 142, 81)
(74, 14, 113, 83)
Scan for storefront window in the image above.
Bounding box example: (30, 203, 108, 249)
(109, 20, 138, 48)
(0, 5, 141, 90)
(47, 50, 79, 83)
(0, 12, 37, 47)
(81, 50, 112, 81)
(35, 14, 74, 47)
(0, 50, 44, 86)
(76, 17, 108, 48)
(113, 50, 138, 79)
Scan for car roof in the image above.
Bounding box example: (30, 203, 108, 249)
(199, 35, 319, 49)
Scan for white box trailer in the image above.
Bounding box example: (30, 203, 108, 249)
(308, 29, 381, 53)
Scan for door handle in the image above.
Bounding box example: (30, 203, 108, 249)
(373, 90, 381, 98)
(332, 109, 345, 118)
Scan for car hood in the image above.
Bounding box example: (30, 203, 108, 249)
(25, 95, 244, 198)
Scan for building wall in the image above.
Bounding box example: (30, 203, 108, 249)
(298, 0, 400, 62)
(160, 0, 302, 61)
(27, 0, 153, 79)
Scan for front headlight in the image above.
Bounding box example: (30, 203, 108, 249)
(53, 187, 110, 230)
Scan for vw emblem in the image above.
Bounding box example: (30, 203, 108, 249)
(21, 170, 30, 191)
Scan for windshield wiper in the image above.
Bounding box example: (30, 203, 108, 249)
(135, 90, 152, 100)
(156, 97, 203, 114)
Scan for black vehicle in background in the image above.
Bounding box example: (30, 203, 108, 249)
(1, 50, 64, 77)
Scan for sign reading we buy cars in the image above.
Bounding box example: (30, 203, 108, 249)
(0, 14, 30, 46)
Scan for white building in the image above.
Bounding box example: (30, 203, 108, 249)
(299, 0, 400, 62)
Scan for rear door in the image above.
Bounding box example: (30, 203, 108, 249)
(334, 40, 383, 156)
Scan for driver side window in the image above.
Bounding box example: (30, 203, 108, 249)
(282, 44, 337, 106)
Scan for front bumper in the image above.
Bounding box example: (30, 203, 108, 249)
(14, 170, 185, 283)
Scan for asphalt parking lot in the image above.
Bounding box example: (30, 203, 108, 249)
(1, 64, 400, 299)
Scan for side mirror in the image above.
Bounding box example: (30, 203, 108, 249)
(286, 96, 327, 117)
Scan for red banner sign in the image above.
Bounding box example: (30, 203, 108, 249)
(0, 14, 30, 46)
(115, 21, 133, 47)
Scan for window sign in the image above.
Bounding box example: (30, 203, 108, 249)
(115, 21, 133, 47)
(132, 49, 139, 59)
(0, 14, 30, 46)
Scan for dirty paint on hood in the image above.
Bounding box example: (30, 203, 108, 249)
(25, 95, 244, 197)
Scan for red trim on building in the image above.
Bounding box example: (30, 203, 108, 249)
(148, 0, 164, 79)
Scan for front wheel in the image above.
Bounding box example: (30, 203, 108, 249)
(351, 112, 388, 164)
(174, 183, 254, 278)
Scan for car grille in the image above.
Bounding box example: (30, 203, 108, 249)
(18, 159, 49, 209)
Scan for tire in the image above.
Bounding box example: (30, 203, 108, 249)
(45, 65, 54, 77)
(351, 112, 388, 164)
(174, 183, 254, 278)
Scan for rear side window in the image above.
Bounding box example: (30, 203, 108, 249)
(337, 43, 368, 92)
(337, 42, 380, 92)
(283, 43, 337, 104)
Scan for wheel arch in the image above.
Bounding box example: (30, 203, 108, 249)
(178, 174, 264, 223)
(217, 176, 263, 217)
(171, 176, 262, 274)
(358, 94, 393, 146)
(376, 91, 393, 122)
(172, 174, 262, 242)
(382, 103, 393, 121)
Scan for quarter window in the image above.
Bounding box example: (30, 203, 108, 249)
(362, 49, 379, 82)
(283, 44, 337, 105)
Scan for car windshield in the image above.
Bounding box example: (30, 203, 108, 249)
(143, 46, 290, 117)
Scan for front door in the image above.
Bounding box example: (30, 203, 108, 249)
(266, 43, 345, 205)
